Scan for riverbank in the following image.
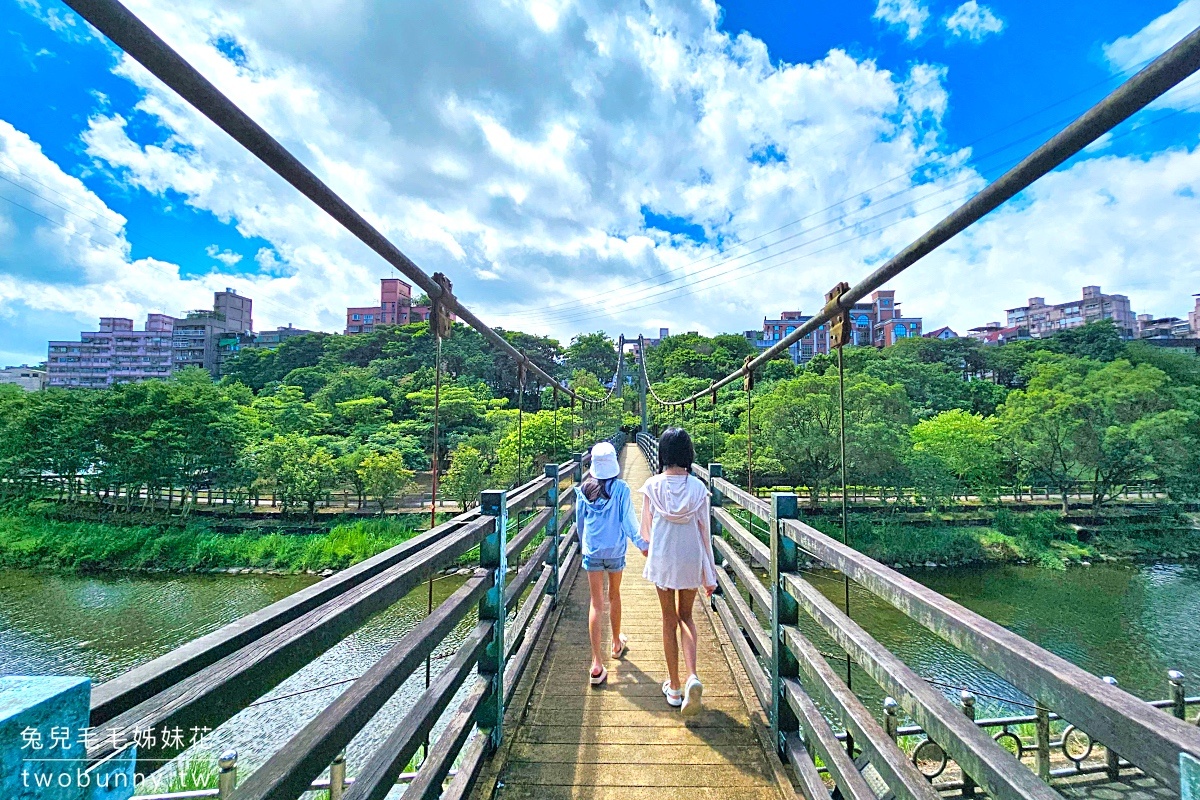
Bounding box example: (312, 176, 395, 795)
(806, 508, 1200, 570)
(0, 506, 441, 573)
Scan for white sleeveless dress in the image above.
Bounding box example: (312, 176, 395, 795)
(641, 473, 719, 591)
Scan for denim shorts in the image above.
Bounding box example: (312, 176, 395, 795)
(582, 554, 626, 573)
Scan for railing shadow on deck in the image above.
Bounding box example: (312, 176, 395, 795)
(74, 431, 626, 800)
(632, 432, 1200, 800)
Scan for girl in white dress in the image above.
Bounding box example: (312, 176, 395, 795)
(639, 427, 718, 716)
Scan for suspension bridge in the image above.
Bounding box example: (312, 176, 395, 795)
(6, 1, 1200, 800)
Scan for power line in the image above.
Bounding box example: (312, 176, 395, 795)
(526, 54, 1165, 322)
(651, 24, 1200, 406)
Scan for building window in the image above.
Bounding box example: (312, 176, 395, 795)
(352, 314, 361, 321)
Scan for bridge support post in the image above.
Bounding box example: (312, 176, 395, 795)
(572, 453, 583, 484)
(1103, 676, 1121, 780)
(1171, 670, 1187, 721)
(770, 492, 801, 756)
(479, 489, 508, 753)
(709, 464, 724, 567)
(545, 464, 561, 602)
(1035, 703, 1051, 782)
(960, 691, 977, 798)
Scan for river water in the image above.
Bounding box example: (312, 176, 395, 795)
(2, 562, 1199, 786)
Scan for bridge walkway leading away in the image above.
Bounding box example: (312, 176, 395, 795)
(479, 444, 791, 800)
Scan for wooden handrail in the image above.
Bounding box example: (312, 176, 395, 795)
(781, 515, 1200, 789)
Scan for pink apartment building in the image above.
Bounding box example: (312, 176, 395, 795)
(345, 278, 443, 334)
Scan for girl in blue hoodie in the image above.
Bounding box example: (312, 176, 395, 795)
(575, 441, 649, 685)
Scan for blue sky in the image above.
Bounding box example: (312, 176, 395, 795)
(1, 0, 1198, 365)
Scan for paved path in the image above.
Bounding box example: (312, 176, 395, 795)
(493, 445, 788, 800)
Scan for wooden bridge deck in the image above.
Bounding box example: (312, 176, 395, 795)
(482, 445, 790, 800)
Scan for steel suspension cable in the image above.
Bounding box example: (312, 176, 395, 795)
(62, 0, 604, 406)
(648, 24, 1200, 408)
(836, 339, 854, 754)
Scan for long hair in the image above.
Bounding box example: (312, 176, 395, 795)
(580, 474, 614, 502)
(658, 427, 695, 472)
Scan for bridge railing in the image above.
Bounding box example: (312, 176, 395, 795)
(77, 432, 623, 800)
(683, 456, 1200, 800)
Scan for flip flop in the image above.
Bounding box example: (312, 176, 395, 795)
(590, 666, 608, 686)
(611, 633, 629, 659)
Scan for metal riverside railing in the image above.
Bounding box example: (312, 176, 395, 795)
(653, 445, 1200, 800)
(72, 432, 625, 800)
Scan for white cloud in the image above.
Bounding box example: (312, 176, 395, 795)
(4, 0, 1198, 363)
(206, 244, 243, 266)
(874, 0, 930, 41)
(1104, 0, 1200, 109)
(944, 1, 1005, 42)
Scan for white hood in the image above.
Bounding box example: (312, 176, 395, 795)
(643, 475, 707, 524)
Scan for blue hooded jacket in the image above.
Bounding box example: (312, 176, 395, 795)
(574, 478, 649, 560)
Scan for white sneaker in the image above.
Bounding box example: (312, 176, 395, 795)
(681, 674, 704, 717)
(662, 680, 682, 708)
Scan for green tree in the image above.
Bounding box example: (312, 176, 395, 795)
(443, 445, 487, 510)
(565, 332, 618, 382)
(909, 409, 1000, 507)
(256, 434, 338, 520)
(358, 451, 415, 514)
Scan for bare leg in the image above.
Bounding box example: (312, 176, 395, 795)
(656, 587, 681, 690)
(587, 570, 607, 677)
(608, 570, 624, 652)
(676, 589, 700, 680)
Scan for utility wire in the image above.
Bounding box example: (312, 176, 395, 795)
(649, 27, 1200, 407)
(526, 55, 1169, 322)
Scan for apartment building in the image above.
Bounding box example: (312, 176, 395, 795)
(48, 314, 176, 388)
(751, 291, 923, 364)
(1006, 286, 1136, 339)
(345, 278, 442, 334)
(47, 290, 254, 387)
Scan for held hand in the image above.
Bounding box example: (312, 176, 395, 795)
(640, 549, 649, 557)
(705, 584, 716, 597)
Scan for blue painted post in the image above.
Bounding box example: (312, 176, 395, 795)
(709, 464, 725, 567)
(770, 492, 801, 755)
(478, 489, 508, 752)
(1, 676, 136, 800)
(544, 464, 561, 601)
(1182, 753, 1200, 800)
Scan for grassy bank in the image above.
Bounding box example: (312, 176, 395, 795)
(0, 506, 436, 573)
(805, 508, 1200, 570)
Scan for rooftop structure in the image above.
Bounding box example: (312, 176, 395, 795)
(0, 364, 47, 391)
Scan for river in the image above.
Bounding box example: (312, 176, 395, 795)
(2, 562, 1199, 787)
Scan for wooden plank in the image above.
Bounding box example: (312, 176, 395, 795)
(782, 626, 939, 800)
(714, 595, 771, 713)
(514, 725, 759, 746)
(506, 537, 553, 612)
(506, 566, 551, 661)
(399, 679, 487, 800)
(508, 743, 764, 765)
(714, 477, 770, 520)
(89, 517, 494, 769)
(89, 509, 481, 724)
(715, 562, 770, 658)
(782, 515, 1200, 789)
(495, 787, 779, 800)
(501, 761, 777, 787)
(222, 576, 490, 800)
(783, 677, 878, 800)
(781, 572, 1062, 800)
(715, 506, 770, 568)
(783, 732, 834, 800)
(342, 623, 491, 800)
(714, 536, 771, 613)
(505, 593, 555, 704)
(440, 731, 489, 800)
(507, 506, 553, 560)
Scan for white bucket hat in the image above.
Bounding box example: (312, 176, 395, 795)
(589, 442, 620, 480)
